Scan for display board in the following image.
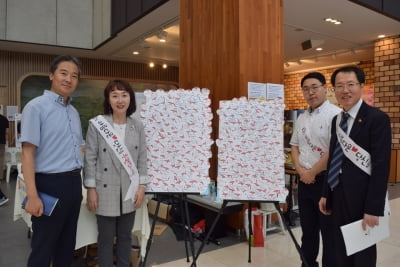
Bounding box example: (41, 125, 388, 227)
(141, 88, 213, 193)
(217, 97, 288, 201)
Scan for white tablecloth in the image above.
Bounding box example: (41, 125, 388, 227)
(13, 175, 98, 249)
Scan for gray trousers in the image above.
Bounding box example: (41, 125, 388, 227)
(96, 212, 135, 267)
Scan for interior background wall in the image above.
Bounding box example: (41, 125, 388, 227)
(284, 36, 400, 181)
(0, 50, 179, 142)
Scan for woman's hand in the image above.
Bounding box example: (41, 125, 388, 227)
(134, 185, 146, 209)
(86, 188, 98, 211)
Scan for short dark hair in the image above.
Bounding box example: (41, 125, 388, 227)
(331, 65, 365, 86)
(49, 55, 82, 77)
(103, 79, 136, 116)
(301, 72, 326, 87)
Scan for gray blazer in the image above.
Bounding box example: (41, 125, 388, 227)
(83, 114, 149, 216)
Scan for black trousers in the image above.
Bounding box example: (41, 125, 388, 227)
(331, 183, 377, 267)
(298, 175, 336, 267)
(27, 172, 82, 267)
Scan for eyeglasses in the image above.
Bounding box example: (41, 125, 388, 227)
(334, 82, 360, 91)
(301, 84, 323, 93)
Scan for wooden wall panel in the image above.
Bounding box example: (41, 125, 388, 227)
(179, 0, 284, 179)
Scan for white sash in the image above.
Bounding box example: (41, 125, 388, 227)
(300, 122, 326, 158)
(90, 115, 139, 202)
(336, 114, 371, 175)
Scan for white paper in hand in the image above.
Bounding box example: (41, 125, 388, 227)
(340, 212, 390, 256)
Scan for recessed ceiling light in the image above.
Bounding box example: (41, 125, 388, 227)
(159, 39, 166, 43)
(324, 18, 342, 25)
(378, 34, 386, 38)
(315, 47, 323, 51)
(162, 64, 168, 69)
(132, 51, 139, 55)
(149, 62, 155, 68)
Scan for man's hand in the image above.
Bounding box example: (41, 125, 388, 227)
(362, 213, 379, 231)
(319, 197, 331, 215)
(298, 167, 316, 184)
(25, 195, 44, 217)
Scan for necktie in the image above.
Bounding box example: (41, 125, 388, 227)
(327, 112, 350, 190)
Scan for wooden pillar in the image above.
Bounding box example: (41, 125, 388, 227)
(180, 0, 284, 179)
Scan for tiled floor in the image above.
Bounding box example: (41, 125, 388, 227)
(153, 190, 400, 267)
(1, 174, 400, 267)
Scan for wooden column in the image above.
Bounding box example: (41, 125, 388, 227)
(180, 0, 284, 179)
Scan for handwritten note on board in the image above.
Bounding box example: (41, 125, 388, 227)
(217, 97, 288, 201)
(141, 88, 213, 193)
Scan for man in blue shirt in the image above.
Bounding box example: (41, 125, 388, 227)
(20, 55, 84, 267)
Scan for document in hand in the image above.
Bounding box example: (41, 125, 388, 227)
(22, 192, 59, 216)
(340, 212, 390, 256)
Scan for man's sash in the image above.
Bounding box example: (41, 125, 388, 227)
(90, 115, 139, 202)
(300, 123, 326, 158)
(336, 114, 371, 175)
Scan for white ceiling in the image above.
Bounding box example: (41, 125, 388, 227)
(1, 0, 399, 74)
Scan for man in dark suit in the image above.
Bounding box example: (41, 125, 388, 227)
(319, 66, 391, 267)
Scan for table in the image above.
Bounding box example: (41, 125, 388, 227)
(13, 175, 98, 250)
(187, 195, 244, 245)
(186, 195, 243, 214)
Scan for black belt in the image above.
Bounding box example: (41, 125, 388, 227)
(36, 168, 81, 176)
(316, 171, 326, 177)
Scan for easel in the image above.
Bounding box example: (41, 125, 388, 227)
(141, 193, 200, 267)
(190, 199, 310, 267)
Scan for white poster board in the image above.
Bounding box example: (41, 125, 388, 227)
(140, 88, 213, 193)
(216, 97, 288, 201)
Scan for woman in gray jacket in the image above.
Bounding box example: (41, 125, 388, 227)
(83, 79, 149, 267)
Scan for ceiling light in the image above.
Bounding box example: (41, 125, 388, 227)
(162, 64, 168, 69)
(132, 51, 139, 55)
(285, 62, 290, 68)
(157, 30, 168, 42)
(324, 18, 342, 25)
(315, 47, 323, 51)
(378, 34, 386, 38)
(149, 62, 155, 68)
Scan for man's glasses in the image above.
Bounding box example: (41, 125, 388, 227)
(301, 84, 323, 93)
(334, 82, 360, 91)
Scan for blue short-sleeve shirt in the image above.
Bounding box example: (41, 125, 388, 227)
(19, 90, 84, 173)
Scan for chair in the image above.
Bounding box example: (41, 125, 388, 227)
(5, 145, 21, 183)
(259, 203, 286, 237)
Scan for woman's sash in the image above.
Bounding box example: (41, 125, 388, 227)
(336, 114, 371, 176)
(90, 115, 139, 202)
